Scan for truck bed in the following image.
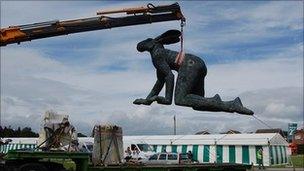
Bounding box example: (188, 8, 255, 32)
(3, 150, 252, 171)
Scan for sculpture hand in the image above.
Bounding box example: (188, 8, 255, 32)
(150, 96, 171, 105)
(133, 98, 153, 105)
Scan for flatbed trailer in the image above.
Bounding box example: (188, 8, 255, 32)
(1, 150, 252, 171)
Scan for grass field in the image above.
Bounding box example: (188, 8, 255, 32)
(291, 155, 304, 168)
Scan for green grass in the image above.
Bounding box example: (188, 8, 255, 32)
(291, 155, 304, 168)
(62, 160, 76, 171)
(50, 159, 76, 171)
(266, 155, 303, 168)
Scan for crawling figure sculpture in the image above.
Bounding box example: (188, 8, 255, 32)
(133, 30, 254, 115)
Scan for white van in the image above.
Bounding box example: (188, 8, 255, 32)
(123, 140, 155, 160)
(77, 138, 155, 161)
(78, 141, 93, 153)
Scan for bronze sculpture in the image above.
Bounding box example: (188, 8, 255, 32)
(133, 30, 254, 115)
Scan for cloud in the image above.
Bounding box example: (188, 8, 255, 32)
(1, 45, 302, 135)
(240, 87, 303, 120)
(265, 103, 297, 116)
(181, 1, 303, 63)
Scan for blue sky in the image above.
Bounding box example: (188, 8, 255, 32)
(1, 1, 303, 135)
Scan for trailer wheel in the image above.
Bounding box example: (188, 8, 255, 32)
(18, 163, 47, 171)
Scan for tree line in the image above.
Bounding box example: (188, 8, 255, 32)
(0, 126, 39, 137)
(0, 126, 88, 137)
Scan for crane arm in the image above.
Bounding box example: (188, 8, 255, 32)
(0, 3, 185, 46)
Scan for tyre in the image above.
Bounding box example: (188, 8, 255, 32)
(18, 163, 47, 171)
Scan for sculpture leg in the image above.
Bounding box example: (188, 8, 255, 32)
(174, 61, 204, 107)
(174, 64, 218, 110)
(193, 96, 253, 115)
(174, 64, 253, 115)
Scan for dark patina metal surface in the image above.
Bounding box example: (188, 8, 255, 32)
(133, 30, 253, 115)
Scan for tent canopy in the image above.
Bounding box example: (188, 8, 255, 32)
(3, 133, 289, 146)
(123, 133, 288, 146)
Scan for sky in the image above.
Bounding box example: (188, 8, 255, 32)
(0, 1, 303, 136)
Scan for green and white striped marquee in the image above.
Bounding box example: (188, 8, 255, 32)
(150, 144, 288, 166)
(0, 143, 37, 153)
(124, 133, 290, 166)
(2, 133, 290, 166)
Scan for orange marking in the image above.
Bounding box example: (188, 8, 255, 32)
(1, 27, 26, 44)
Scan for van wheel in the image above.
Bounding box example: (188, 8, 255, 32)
(18, 163, 47, 171)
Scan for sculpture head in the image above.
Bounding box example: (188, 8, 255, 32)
(137, 30, 181, 52)
(137, 38, 156, 52)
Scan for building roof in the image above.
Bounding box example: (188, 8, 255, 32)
(256, 128, 285, 135)
(195, 130, 210, 135)
(221, 129, 241, 134)
(255, 128, 282, 133)
(123, 133, 288, 146)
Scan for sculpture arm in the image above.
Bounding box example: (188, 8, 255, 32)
(133, 57, 174, 105)
(146, 71, 165, 98)
(152, 59, 174, 104)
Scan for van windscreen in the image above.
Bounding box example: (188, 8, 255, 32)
(137, 144, 152, 152)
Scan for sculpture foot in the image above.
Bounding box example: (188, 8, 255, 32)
(233, 97, 243, 106)
(227, 97, 254, 115)
(212, 94, 222, 101)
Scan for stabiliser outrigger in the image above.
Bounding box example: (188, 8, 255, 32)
(0, 3, 185, 46)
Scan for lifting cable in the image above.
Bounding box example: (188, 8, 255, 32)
(175, 19, 186, 66)
(251, 115, 273, 129)
(216, 115, 273, 143)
